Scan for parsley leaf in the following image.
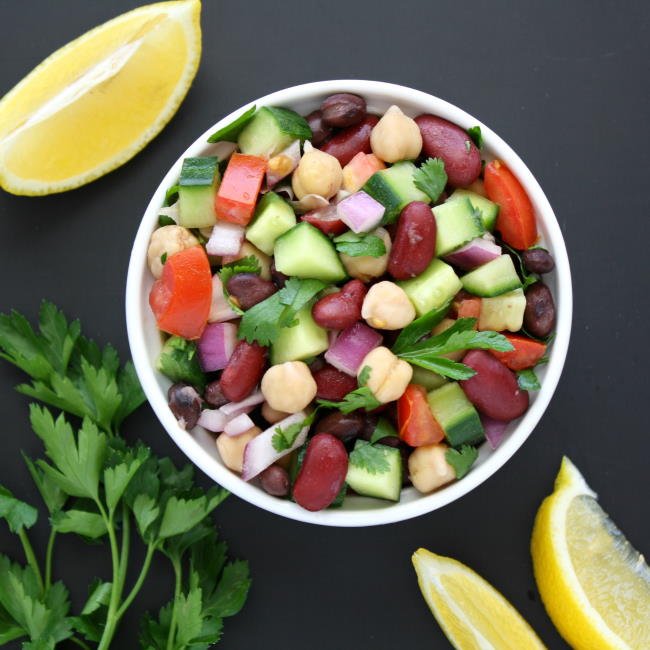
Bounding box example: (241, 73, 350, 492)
(238, 278, 326, 345)
(164, 184, 180, 207)
(467, 126, 483, 149)
(369, 418, 398, 444)
(446, 445, 479, 479)
(333, 232, 386, 257)
(517, 368, 541, 391)
(357, 365, 371, 387)
(158, 214, 176, 227)
(0, 486, 38, 533)
(349, 441, 391, 474)
(271, 414, 313, 453)
(156, 336, 205, 389)
(218, 255, 261, 314)
(413, 158, 447, 203)
(207, 105, 257, 142)
(391, 300, 453, 354)
(317, 386, 380, 414)
(160, 252, 168, 265)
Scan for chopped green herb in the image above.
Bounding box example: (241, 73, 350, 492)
(271, 412, 315, 453)
(357, 365, 371, 387)
(317, 386, 380, 414)
(369, 418, 398, 444)
(446, 445, 479, 479)
(156, 336, 206, 389)
(333, 232, 386, 257)
(160, 252, 168, 265)
(207, 105, 257, 143)
(158, 214, 176, 227)
(164, 184, 180, 206)
(413, 157, 448, 203)
(516, 368, 541, 391)
(349, 440, 391, 475)
(391, 300, 453, 354)
(467, 126, 483, 149)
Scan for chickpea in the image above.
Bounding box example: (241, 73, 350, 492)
(358, 346, 412, 403)
(340, 227, 392, 282)
(261, 361, 317, 413)
(362, 281, 415, 330)
(224, 241, 272, 281)
(370, 105, 422, 163)
(261, 401, 290, 424)
(147, 225, 199, 279)
(216, 426, 262, 473)
(408, 443, 457, 494)
(292, 149, 342, 200)
(431, 318, 465, 362)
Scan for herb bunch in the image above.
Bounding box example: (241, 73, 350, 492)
(0, 302, 250, 649)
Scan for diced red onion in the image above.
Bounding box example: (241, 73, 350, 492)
(219, 391, 264, 417)
(241, 412, 310, 481)
(224, 413, 255, 437)
(208, 275, 238, 323)
(336, 191, 385, 233)
(206, 221, 244, 256)
(266, 140, 301, 188)
(444, 237, 502, 271)
(197, 322, 237, 372)
(480, 414, 509, 450)
(325, 321, 383, 376)
(198, 408, 229, 433)
(291, 193, 329, 213)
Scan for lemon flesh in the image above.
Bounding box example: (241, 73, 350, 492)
(413, 548, 547, 649)
(0, 0, 201, 195)
(532, 457, 650, 650)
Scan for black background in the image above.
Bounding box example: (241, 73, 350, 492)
(1, 1, 648, 648)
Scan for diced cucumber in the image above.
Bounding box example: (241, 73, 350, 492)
(461, 254, 522, 297)
(178, 157, 220, 228)
(427, 382, 484, 447)
(362, 161, 430, 223)
(345, 441, 402, 501)
(270, 305, 328, 365)
(447, 189, 500, 231)
(398, 259, 462, 317)
(274, 222, 346, 282)
(246, 192, 296, 255)
(411, 366, 448, 391)
(433, 197, 485, 256)
(478, 288, 526, 332)
(238, 106, 311, 158)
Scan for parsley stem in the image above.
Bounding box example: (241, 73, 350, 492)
(97, 505, 122, 650)
(69, 636, 92, 650)
(17, 528, 44, 594)
(166, 556, 183, 650)
(44, 529, 56, 591)
(115, 543, 156, 620)
(117, 503, 130, 598)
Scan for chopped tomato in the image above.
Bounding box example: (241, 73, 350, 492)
(215, 153, 266, 226)
(149, 246, 212, 340)
(342, 152, 385, 193)
(484, 160, 537, 249)
(490, 333, 546, 370)
(398, 384, 445, 446)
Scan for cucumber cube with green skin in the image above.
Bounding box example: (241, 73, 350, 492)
(178, 156, 220, 228)
(460, 254, 522, 298)
(447, 189, 500, 231)
(427, 382, 484, 447)
(362, 161, 430, 224)
(478, 288, 526, 331)
(433, 197, 485, 256)
(245, 192, 296, 255)
(270, 305, 329, 365)
(274, 222, 346, 283)
(345, 441, 402, 501)
(398, 259, 462, 317)
(238, 106, 312, 158)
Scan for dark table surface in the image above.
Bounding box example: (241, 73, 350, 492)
(1, 1, 648, 648)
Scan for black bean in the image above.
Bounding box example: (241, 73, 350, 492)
(524, 282, 556, 338)
(168, 383, 202, 430)
(315, 411, 365, 441)
(305, 110, 332, 146)
(259, 465, 290, 497)
(204, 380, 228, 407)
(522, 248, 555, 274)
(321, 93, 366, 128)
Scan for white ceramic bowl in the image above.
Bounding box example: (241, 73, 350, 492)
(126, 80, 572, 527)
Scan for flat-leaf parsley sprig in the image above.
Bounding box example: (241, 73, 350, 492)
(0, 302, 251, 650)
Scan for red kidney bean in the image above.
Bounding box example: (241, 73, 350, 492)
(312, 364, 358, 401)
(292, 433, 348, 511)
(168, 383, 202, 430)
(522, 249, 555, 274)
(259, 464, 290, 497)
(524, 282, 556, 338)
(305, 110, 332, 146)
(301, 204, 347, 236)
(220, 340, 267, 402)
(460, 350, 529, 421)
(226, 273, 277, 310)
(388, 201, 437, 279)
(314, 411, 365, 441)
(320, 115, 379, 166)
(415, 115, 482, 187)
(204, 379, 228, 407)
(311, 279, 367, 329)
(321, 93, 366, 128)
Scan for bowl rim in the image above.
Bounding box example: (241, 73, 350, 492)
(126, 79, 572, 527)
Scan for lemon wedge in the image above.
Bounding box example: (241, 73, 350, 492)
(0, 0, 201, 195)
(412, 548, 546, 649)
(532, 457, 650, 650)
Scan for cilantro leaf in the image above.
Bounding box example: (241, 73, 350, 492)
(467, 126, 483, 149)
(446, 445, 479, 479)
(413, 158, 447, 203)
(156, 336, 205, 389)
(272, 412, 315, 452)
(207, 105, 257, 143)
(369, 418, 398, 444)
(333, 232, 386, 257)
(349, 441, 390, 475)
(218, 255, 261, 314)
(517, 368, 541, 391)
(0, 486, 38, 533)
(391, 300, 453, 354)
(317, 386, 380, 414)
